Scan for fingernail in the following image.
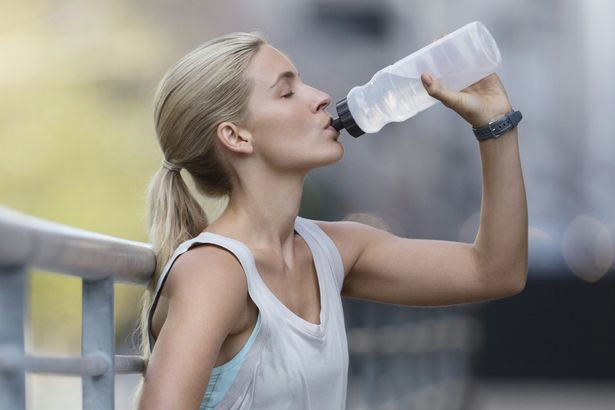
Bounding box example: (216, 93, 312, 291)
(422, 74, 432, 87)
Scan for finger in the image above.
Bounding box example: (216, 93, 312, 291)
(421, 73, 461, 109)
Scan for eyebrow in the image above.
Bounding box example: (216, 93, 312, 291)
(269, 71, 300, 89)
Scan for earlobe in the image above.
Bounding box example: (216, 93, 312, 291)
(216, 122, 253, 154)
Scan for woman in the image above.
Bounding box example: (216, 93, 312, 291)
(135, 31, 527, 409)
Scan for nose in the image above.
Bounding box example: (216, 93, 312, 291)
(314, 90, 331, 113)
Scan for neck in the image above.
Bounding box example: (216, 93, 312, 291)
(213, 170, 306, 253)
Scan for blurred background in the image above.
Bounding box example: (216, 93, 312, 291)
(2, 0, 615, 408)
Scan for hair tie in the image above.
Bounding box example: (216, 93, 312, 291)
(162, 159, 182, 173)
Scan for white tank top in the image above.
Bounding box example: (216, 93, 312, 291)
(148, 216, 349, 409)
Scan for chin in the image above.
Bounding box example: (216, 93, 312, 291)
(314, 143, 344, 168)
(332, 141, 344, 161)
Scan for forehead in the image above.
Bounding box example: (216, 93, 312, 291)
(246, 44, 297, 89)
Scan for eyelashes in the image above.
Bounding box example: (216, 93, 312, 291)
(282, 91, 294, 98)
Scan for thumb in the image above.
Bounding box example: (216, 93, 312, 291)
(421, 73, 461, 109)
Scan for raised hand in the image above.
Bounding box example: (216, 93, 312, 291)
(420, 72, 513, 129)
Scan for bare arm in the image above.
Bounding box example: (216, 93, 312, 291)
(423, 72, 528, 290)
(315, 73, 527, 306)
(138, 246, 248, 409)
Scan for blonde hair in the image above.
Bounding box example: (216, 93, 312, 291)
(133, 31, 267, 408)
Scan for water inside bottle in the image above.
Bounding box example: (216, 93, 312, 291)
(353, 67, 496, 133)
(380, 73, 439, 119)
(354, 72, 438, 132)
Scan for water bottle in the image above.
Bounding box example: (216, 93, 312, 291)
(331, 21, 502, 137)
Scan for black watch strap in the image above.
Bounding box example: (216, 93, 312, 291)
(473, 110, 522, 141)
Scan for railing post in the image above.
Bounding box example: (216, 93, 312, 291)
(0, 265, 27, 410)
(82, 277, 115, 410)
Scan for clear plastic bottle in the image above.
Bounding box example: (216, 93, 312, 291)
(332, 21, 502, 137)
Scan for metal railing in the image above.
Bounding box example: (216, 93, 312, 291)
(0, 205, 154, 410)
(0, 205, 482, 410)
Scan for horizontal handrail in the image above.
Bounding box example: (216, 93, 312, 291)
(0, 346, 108, 376)
(0, 345, 145, 375)
(115, 354, 146, 374)
(0, 206, 154, 285)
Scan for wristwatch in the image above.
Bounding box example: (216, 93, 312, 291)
(472, 110, 522, 141)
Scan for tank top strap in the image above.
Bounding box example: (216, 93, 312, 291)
(147, 232, 259, 352)
(294, 217, 345, 294)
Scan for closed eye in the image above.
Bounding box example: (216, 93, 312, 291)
(282, 91, 294, 98)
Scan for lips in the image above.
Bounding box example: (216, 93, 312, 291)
(323, 117, 333, 129)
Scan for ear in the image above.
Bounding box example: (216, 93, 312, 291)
(216, 122, 253, 155)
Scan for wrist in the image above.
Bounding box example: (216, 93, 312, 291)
(472, 110, 522, 142)
(472, 106, 513, 128)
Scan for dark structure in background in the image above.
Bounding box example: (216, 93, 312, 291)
(311, 0, 392, 39)
(477, 267, 615, 380)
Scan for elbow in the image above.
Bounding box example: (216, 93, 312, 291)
(482, 259, 528, 299)
(475, 247, 528, 298)
(505, 260, 529, 296)
(508, 274, 527, 296)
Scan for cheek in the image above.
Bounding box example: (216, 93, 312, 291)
(247, 101, 319, 160)
(250, 101, 294, 133)
(258, 111, 310, 143)
(250, 118, 299, 162)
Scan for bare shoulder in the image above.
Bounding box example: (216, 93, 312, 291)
(164, 243, 250, 334)
(312, 219, 393, 280)
(141, 244, 250, 408)
(167, 243, 247, 295)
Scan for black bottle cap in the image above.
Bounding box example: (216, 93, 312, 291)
(332, 97, 365, 138)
